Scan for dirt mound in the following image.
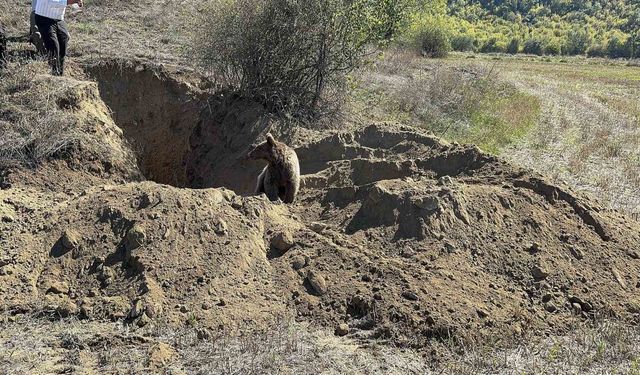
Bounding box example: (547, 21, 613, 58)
(1, 66, 639, 350)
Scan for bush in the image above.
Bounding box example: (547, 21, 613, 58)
(412, 18, 452, 58)
(586, 44, 607, 57)
(480, 37, 507, 53)
(523, 38, 544, 55)
(543, 39, 562, 55)
(451, 34, 475, 52)
(507, 38, 520, 54)
(193, 0, 394, 116)
(607, 35, 632, 58)
(563, 28, 591, 55)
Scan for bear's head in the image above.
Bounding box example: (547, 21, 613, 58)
(247, 133, 279, 162)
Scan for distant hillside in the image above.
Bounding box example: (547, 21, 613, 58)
(441, 0, 639, 57)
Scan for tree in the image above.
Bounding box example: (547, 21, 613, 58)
(193, 0, 402, 116)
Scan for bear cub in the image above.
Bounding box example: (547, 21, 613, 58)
(247, 133, 300, 204)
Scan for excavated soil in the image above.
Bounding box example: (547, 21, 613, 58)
(1, 61, 639, 351)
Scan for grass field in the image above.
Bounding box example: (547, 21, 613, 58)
(350, 51, 640, 217)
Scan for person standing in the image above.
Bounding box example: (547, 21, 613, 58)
(34, 0, 83, 76)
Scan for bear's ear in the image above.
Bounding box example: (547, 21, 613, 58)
(266, 133, 275, 146)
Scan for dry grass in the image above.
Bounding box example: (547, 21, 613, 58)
(1, 313, 639, 374)
(0, 60, 87, 168)
(349, 49, 540, 154)
(349, 50, 640, 216)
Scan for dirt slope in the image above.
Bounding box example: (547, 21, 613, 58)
(1, 63, 639, 352)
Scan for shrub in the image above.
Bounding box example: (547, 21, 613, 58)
(523, 38, 544, 55)
(607, 34, 632, 58)
(192, 0, 395, 116)
(563, 28, 591, 55)
(411, 17, 452, 58)
(451, 34, 475, 52)
(543, 39, 562, 55)
(586, 44, 607, 57)
(507, 38, 520, 54)
(480, 37, 507, 53)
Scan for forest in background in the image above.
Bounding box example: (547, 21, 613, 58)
(407, 0, 639, 58)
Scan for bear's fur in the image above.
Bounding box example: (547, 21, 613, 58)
(248, 133, 300, 204)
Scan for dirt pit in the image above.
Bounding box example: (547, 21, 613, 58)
(1, 61, 640, 351)
(85, 60, 271, 193)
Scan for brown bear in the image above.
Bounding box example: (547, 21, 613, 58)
(247, 133, 300, 204)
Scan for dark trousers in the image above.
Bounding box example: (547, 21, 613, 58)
(0, 24, 6, 68)
(34, 14, 69, 76)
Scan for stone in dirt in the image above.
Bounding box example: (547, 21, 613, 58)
(61, 229, 81, 250)
(401, 291, 419, 301)
(531, 265, 549, 281)
(271, 231, 295, 252)
(125, 224, 146, 251)
(291, 255, 307, 270)
(47, 281, 70, 295)
(307, 270, 328, 296)
(335, 323, 350, 336)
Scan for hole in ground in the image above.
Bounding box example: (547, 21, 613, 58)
(84, 60, 270, 194)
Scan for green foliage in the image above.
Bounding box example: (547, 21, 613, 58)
(440, 0, 639, 59)
(563, 28, 591, 55)
(409, 16, 452, 57)
(451, 34, 475, 51)
(523, 39, 544, 55)
(607, 33, 632, 58)
(480, 36, 507, 53)
(586, 43, 607, 57)
(507, 38, 520, 54)
(544, 39, 562, 55)
(193, 0, 402, 116)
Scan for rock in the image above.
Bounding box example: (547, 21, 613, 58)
(335, 323, 350, 336)
(629, 250, 640, 260)
(476, 308, 490, 318)
(413, 196, 440, 211)
(179, 305, 189, 313)
(569, 296, 593, 312)
(145, 304, 158, 318)
(541, 294, 552, 303)
(528, 242, 542, 254)
(612, 268, 627, 289)
(531, 266, 549, 281)
(544, 302, 557, 313)
(1, 214, 15, 223)
(214, 219, 228, 236)
(309, 222, 327, 234)
(271, 231, 295, 252)
(307, 270, 328, 296)
(571, 303, 582, 315)
(125, 224, 146, 251)
(61, 229, 81, 250)
(291, 255, 307, 270)
(401, 291, 419, 301)
(201, 302, 212, 310)
(47, 281, 70, 295)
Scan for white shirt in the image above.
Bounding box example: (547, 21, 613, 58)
(35, 0, 68, 21)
